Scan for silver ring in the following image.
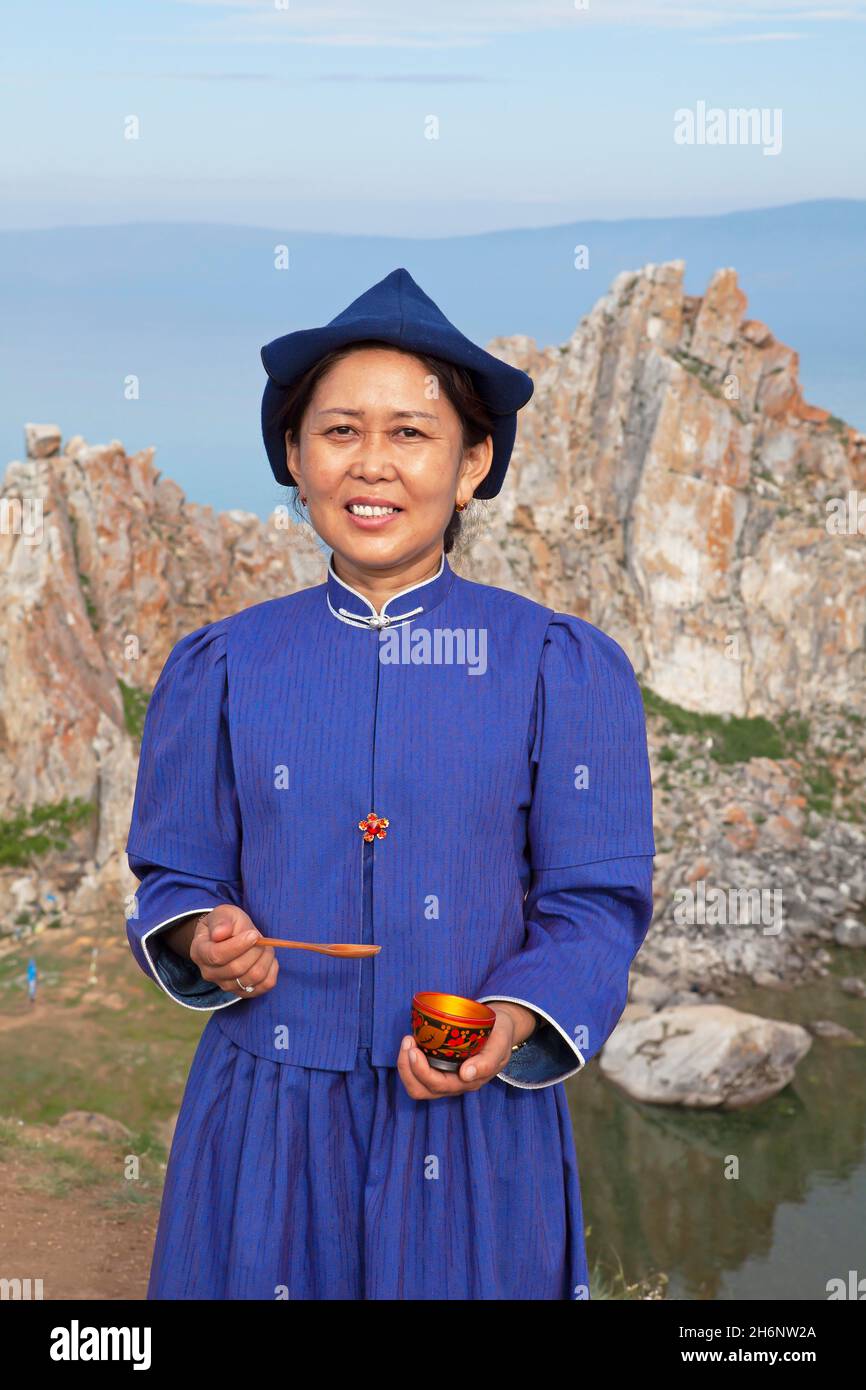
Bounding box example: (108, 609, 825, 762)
(235, 976, 255, 994)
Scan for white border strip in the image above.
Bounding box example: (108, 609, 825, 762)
(327, 594, 377, 628)
(326, 595, 424, 630)
(139, 909, 242, 1012)
(380, 551, 445, 619)
(326, 550, 445, 628)
(477, 995, 586, 1090)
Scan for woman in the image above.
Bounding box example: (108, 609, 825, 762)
(125, 267, 656, 1301)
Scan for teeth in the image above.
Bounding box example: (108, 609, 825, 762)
(348, 504, 398, 517)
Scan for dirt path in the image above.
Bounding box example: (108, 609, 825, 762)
(0, 1167, 157, 1299)
(0, 926, 184, 1300)
(0, 1126, 159, 1299)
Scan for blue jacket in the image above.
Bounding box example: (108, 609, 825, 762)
(125, 552, 656, 1088)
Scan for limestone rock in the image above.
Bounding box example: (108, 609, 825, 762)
(24, 423, 62, 458)
(599, 1003, 812, 1108)
(0, 438, 324, 915)
(807, 1020, 860, 1042)
(55, 1111, 133, 1141)
(458, 260, 866, 717)
(834, 918, 866, 948)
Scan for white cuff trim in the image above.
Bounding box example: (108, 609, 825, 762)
(140, 909, 243, 1013)
(476, 995, 586, 1090)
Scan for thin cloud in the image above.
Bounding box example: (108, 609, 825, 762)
(126, 29, 489, 49)
(0, 68, 495, 83)
(315, 72, 498, 82)
(130, 0, 866, 50)
(171, 0, 866, 27)
(695, 31, 806, 41)
(151, 70, 278, 79)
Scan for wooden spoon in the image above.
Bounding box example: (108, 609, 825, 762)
(256, 937, 381, 958)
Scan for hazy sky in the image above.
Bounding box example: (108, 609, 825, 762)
(3, 0, 865, 233)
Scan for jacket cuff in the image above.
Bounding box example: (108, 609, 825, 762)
(145, 912, 242, 1011)
(476, 996, 586, 1089)
(125, 854, 246, 1012)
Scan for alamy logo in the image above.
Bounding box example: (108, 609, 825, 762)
(0, 1276, 43, 1299)
(0, 497, 43, 544)
(378, 625, 488, 674)
(49, 1320, 152, 1371)
(674, 101, 782, 156)
(672, 880, 783, 936)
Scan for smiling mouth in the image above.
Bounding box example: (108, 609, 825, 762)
(345, 503, 402, 517)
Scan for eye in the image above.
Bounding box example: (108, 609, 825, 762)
(324, 424, 425, 439)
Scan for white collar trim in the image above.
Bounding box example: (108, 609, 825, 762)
(326, 552, 445, 630)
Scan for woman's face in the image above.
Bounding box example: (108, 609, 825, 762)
(285, 346, 492, 574)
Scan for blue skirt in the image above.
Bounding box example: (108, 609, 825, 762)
(147, 846, 589, 1300)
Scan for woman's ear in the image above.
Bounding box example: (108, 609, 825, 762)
(285, 429, 301, 488)
(459, 434, 494, 494)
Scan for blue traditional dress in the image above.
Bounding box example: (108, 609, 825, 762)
(125, 550, 656, 1300)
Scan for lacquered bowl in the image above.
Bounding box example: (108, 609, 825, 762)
(411, 992, 496, 1072)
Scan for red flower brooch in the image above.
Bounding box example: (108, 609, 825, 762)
(358, 812, 390, 841)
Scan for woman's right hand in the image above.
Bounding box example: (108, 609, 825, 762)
(190, 905, 279, 999)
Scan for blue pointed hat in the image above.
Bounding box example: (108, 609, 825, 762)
(260, 267, 534, 500)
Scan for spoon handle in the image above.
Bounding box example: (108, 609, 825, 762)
(257, 937, 381, 958)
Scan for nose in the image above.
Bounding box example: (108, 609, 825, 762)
(349, 431, 399, 481)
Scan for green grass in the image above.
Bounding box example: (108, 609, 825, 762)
(0, 1116, 27, 1158)
(0, 939, 210, 1216)
(777, 711, 810, 746)
(587, 1248, 668, 1300)
(0, 939, 205, 1135)
(78, 571, 99, 628)
(96, 1182, 163, 1212)
(640, 685, 862, 821)
(671, 349, 725, 400)
(67, 513, 100, 631)
(803, 764, 836, 816)
(118, 679, 151, 740)
(639, 684, 786, 763)
(0, 797, 96, 868)
(18, 1146, 105, 1198)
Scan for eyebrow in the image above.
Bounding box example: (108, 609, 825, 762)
(315, 408, 439, 421)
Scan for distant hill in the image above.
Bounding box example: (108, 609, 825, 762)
(1, 199, 864, 517)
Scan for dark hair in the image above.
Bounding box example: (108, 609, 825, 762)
(272, 338, 495, 554)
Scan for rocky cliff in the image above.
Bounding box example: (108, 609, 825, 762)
(0, 428, 323, 923)
(459, 260, 866, 718)
(1, 260, 864, 998)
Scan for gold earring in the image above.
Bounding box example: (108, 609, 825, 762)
(455, 499, 467, 512)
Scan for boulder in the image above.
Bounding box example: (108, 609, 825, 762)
(807, 1020, 860, 1043)
(600, 1003, 812, 1108)
(24, 423, 61, 458)
(55, 1111, 133, 1142)
(834, 917, 866, 949)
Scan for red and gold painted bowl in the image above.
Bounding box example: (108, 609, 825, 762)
(411, 992, 496, 1072)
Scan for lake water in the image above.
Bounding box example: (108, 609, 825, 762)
(568, 954, 866, 1300)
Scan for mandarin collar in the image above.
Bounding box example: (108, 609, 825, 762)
(326, 551, 454, 630)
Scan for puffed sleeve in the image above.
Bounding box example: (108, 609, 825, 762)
(124, 620, 244, 1012)
(477, 612, 656, 1088)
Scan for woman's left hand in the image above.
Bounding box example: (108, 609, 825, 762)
(396, 1001, 536, 1099)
